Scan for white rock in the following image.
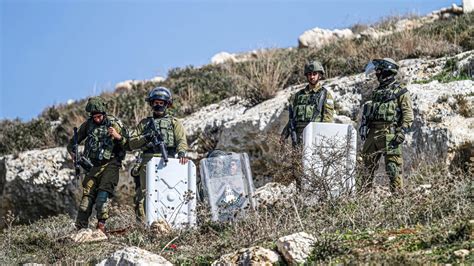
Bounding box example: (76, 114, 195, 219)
(212, 246, 281, 265)
(464, 0, 474, 13)
(67, 228, 107, 243)
(298, 27, 353, 48)
(276, 232, 316, 263)
(253, 182, 296, 206)
(97, 246, 172, 266)
(211, 52, 237, 64)
(453, 249, 470, 258)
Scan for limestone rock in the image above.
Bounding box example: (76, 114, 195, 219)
(67, 228, 107, 243)
(464, 0, 474, 13)
(453, 249, 470, 258)
(212, 246, 281, 265)
(253, 182, 296, 206)
(276, 232, 316, 263)
(211, 52, 237, 64)
(298, 27, 353, 48)
(97, 246, 172, 266)
(150, 219, 172, 237)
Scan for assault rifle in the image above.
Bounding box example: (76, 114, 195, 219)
(145, 120, 169, 163)
(359, 102, 372, 141)
(73, 127, 94, 177)
(288, 106, 298, 147)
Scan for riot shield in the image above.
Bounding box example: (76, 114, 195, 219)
(302, 122, 357, 197)
(200, 153, 256, 221)
(146, 157, 197, 228)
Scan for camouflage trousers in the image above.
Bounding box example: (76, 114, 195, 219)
(133, 156, 153, 223)
(359, 127, 403, 193)
(76, 159, 120, 229)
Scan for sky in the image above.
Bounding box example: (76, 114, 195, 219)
(0, 0, 460, 121)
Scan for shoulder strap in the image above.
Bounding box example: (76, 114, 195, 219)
(311, 87, 328, 122)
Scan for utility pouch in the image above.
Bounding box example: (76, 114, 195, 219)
(385, 134, 402, 155)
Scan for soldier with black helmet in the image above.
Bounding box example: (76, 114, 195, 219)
(67, 96, 128, 232)
(359, 58, 414, 193)
(280, 60, 335, 145)
(127, 86, 189, 223)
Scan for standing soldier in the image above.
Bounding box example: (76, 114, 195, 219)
(67, 97, 128, 232)
(128, 86, 189, 223)
(280, 60, 335, 145)
(359, 58, 414, 193)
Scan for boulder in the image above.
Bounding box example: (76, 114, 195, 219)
(298, 27, 353, 48)
(253, 182, 296, 206)
(212, 246, 281, 265)
(211, 52, 237, 64)
(97, 246, 172, 266)
(276, 232, 316, 263)
(464, 0, 474, 13)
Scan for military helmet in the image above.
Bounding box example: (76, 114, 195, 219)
(365, 58, 399, 77)
(85, 97, 107, 114)
(304, 60, 325, 75)
(207, 149, 230, 158)
(147, 86, 172, 105)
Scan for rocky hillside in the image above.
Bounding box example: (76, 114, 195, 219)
(1, 4, 473, 265)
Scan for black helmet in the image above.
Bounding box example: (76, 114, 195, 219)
(147, 86, 172, 105)
(85, 97, 107, 114)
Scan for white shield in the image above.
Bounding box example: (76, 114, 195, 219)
(303, 122, 357, 196)
(200, 153, 256, 221)
(146, 157, 197, 227)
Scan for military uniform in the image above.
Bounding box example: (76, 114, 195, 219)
(360, 80, 414, 192)
(281, 83, 335, 143)
(67, 113, 128, 229)
(128, 114, 188, 221)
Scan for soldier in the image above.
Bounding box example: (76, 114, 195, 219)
(359, 58, 414, 193)
(67, 97, 128, 232)
(280, 60, 335, 145)
(127, 86, 189, 223)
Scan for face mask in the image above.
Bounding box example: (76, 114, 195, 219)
(153, 104, 167, 113)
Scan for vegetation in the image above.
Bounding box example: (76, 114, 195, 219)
(0, 159, 471, 264)
(1, 12, 473, 156)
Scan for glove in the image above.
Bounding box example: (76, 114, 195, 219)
(390, 128, 406, 147)
(177, 151, 186, 159)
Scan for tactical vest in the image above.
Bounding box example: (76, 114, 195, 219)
(366, 83, 407, 124)
(84, 116, 126, 162)
(293, 87, 327, 123)
(143, 116, 176, 149)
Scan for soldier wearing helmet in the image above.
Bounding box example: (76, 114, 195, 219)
(127, 86, 189, 222)
(359, 58, 414, 193)
(280, 60, 335, 144)
(67, 96, 128, 232)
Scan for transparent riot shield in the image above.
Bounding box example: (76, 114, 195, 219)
(146, 157, 197, 228)
(200, 153, 256, 221)
(302, 122, 357, 197)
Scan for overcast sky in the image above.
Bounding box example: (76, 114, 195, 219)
(0, 0, 460, 120)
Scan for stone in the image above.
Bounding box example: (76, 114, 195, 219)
(464, 0, 474, 13)
(150, 219, 172, 237)
(67, 228, 107, 243)
(298, 27, 353, 48)
(253, 182, 296, 206)
(212, 246, 281, 265)
(211, 52, 237, 64)
(97, 246, 172, 266)
(276, 232, 317, 264)
(453, 249, 470, 258)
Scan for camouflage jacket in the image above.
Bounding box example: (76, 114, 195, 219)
(127, 114, 188, 156)
(281, 83, 335, 137)
(67, 115, 128, 162)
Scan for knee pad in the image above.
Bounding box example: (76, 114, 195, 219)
(96, 190, 109, 218)
(79, 195, 94, 212)
(386, 161, 399, 178)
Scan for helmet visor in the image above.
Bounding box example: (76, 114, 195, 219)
(364, 60, 378, 77)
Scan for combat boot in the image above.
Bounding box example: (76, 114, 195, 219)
(97, 220, 106, 233)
